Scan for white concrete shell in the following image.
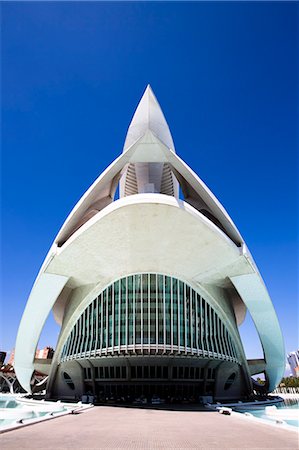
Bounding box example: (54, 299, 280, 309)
(15, 86, 285, 395)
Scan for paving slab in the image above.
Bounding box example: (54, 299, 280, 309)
(0, 406, 298, 449)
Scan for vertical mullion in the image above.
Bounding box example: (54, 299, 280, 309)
(195, 293, 199, 355)
(148, 273, 150, 349)
(67, 335, 72, 359)
(225, 329, 231, 359)
(75, 317, 82, 356)
(213, 310, 219, 356)
(60, 341, 65, 360)
(227, 332, 234, 360)
(67, 333, 73, 359)
(217, 316, 224, 357)
(89, 302, 94, 355)
(156, 274, 158, 353)
(226, 330, 233, 360)
(190, 288, 193, 354)
(178, 279, 180, 353)
(205, 301, 210, 357)
(214, 311, 220, 356)
(163, 275, 166, 352)
(70, 322, 77, 355)
(100, 293, 103, 354)
(228, 335, 234, 359)
(220, 322, 226, 358)
(200, 296, 204, 355)
(60, 340, 65, 360)
(230, 336, 237, 360)
(106, 288, 109, 354)
(118, 280, 121, 353)
(80, 310, 86, 356)
(62, 337, 69, 360)
(70, 322, 77, 357)
(224, 325, 230, 359)
(126, 277, 128, 352)
(84, 306, 90, 355)
(68, 330, 73, 359)
(170, 277, 173, 353)
(212, 309, 219, 357)
(64, 335, 71, 360)
(75, 321, 79, 356)
(95, 296, 99, 355)
(229, 336, 237, 360)
(80, 308, 87, 353)
(133, 275, 136, 353)
(112, 282, 115, 354)
(184, 283, 187, 354)
(141, 274, 143, 352)
(70, 329, 76, 358)
(209, 305, 214, 355)
(233, 338, 238, 360)
(68, 327, 74, 359)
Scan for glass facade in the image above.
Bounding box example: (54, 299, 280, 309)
(60, 274, 239, 363)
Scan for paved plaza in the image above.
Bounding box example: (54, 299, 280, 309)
(1, 406, 298, 449)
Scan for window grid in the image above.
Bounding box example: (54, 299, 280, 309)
(61, 274, 240, 364)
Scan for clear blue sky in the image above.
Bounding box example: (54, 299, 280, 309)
(1, 2, 298, 365)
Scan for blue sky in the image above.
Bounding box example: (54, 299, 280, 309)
(1, 2, 298, 366)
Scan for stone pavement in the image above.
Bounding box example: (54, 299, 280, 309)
(1, 406, 298, 449)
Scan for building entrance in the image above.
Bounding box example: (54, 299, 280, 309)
(88, 381, 212, 403)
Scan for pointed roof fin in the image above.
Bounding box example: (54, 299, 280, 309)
(123, 85, 176, 152)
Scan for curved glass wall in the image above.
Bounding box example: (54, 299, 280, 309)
(60, 274, 239, 363)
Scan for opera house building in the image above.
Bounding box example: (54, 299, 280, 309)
(15, 86, 284, 402)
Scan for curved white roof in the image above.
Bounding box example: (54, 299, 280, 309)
(14, 86, 285, 394)
(50, 86, 243, 246)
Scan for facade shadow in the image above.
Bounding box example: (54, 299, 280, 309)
(93, 402, 215, 412)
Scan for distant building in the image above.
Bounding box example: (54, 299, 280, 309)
(287, 351, 299, 377)
(0, 352, 6, 365)
(35, 347, 54, 360)
(0, 347, 53, 394)
(8, 347, 54, 366)
(7, 350, 15, 367)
